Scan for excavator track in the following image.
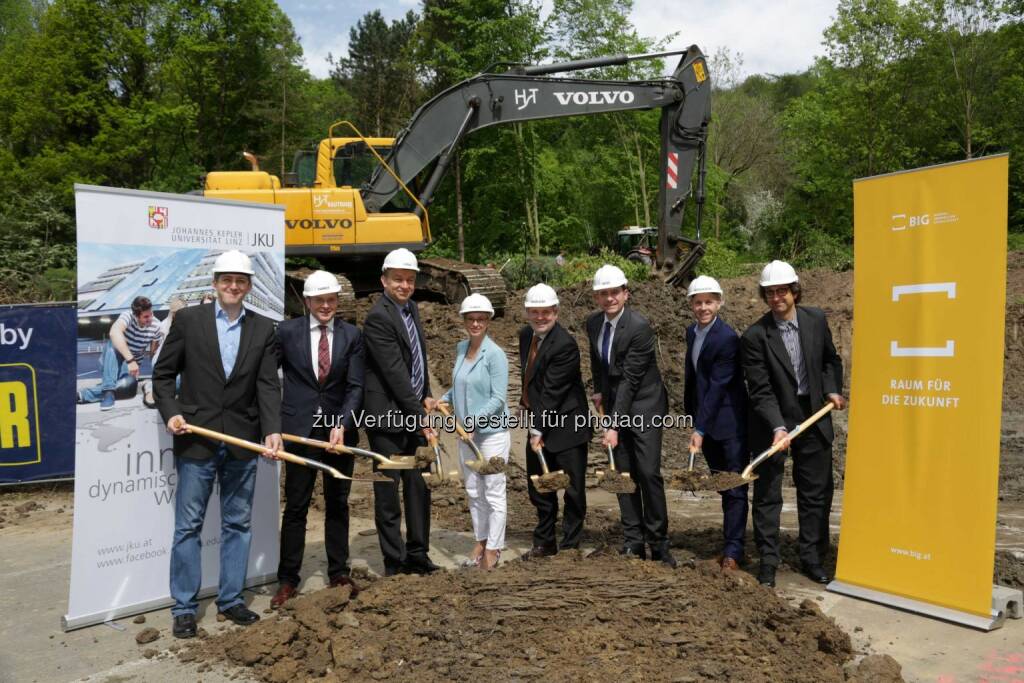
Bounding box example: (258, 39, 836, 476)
(285, 268, 357, 323)
(418, 258, 508, 315)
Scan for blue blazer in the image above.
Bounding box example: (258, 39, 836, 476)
(440, 335, 510, 434)
(684, 317, 748, 441)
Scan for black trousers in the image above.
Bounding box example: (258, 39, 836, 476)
(613, 427, 669, 548)
(526, 442, 587, 549)
(277, 426, 354, 586)
(752, 397, 834, 568)
(702, 434, 749, 560)
(368, 430, 431, 571)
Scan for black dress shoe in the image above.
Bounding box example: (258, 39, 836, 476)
(757, 564, 777, 587)
(384, 562, 403, 577)
(520, 544, 557, 561)
(619, 544, 647, 560)
(219, 604, 260, 626)
(172, 613, 197, 639)
(801, 563, 831, 584)
(404, 556, 442, 575)
(650, 545, 678, 569)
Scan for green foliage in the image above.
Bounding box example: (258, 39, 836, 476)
(497, 248, 649, 290)
(697, 240, 748, 279)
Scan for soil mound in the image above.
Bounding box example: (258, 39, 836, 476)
(189, 552, 868, 682)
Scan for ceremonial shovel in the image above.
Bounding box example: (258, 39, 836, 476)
(592, 401, 635, 494)
(420, 432, 460, 488)
(436, 402, 506, 475)
(738, 403, 835, 484)
(281, 433, 416, 469)
(184, 424, 391, 483)
(530, 444, 570, 493)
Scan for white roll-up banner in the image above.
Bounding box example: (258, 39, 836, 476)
(64, 185, 285, 630)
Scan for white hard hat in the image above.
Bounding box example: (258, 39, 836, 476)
(592, 264, 628, 291)
(759, 260, 798, 287)
(459, 293, 494, 317)
(687, 275, 723, 298)
(303, 270, 342, 297)
(212, 250, 254, 276)
(382, 248, 419, 272)
(524, 283, 559, 308)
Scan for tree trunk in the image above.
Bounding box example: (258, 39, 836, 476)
(455, 151, 465, 261)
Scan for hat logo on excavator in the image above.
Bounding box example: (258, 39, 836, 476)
(553, 90, 636, 106)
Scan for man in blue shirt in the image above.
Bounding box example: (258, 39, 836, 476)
(154, 250, 282, 639)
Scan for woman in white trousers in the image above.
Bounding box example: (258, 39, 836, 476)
(440, 294, 510, 570)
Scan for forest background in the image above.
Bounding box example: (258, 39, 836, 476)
(0, 0, 1021, 300)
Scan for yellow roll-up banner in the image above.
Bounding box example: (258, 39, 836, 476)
(832, 155, 1009, 629)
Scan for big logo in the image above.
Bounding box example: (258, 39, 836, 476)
(0, 363, 41, 466)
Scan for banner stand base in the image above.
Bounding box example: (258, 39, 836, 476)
(827, 580, 1019, 631)
(61, 572, 276, 632)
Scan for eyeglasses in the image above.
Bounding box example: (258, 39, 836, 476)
(763, 286, 791, 299)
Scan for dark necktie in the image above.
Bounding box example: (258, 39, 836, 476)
(601, 320, 612, 369)
(317, 324, 330, 385)
(403, 306, 425, 398)
(521, 334, 539, 408)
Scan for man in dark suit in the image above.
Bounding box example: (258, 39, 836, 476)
(586, 265, 674, 567)
(519, 283, 592, 559)
(154, 250, 282, 639)
(270, 271, 364, 608)
(362, 248, 439, 576)
(741, 260, 846, 588)
(683, 276, 749, 571)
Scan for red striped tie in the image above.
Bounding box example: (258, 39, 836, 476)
(317, 325, 330, 385)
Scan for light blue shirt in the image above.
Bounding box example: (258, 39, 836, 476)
(440, 335, 510, 434)
(692, 316, 717, 365)
(214, 300, 246, 378)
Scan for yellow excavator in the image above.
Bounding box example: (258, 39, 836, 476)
(202, 46, 712, 319)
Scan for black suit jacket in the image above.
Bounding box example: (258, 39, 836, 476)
(586, 307, 667, 431)
(519, 322, 591, 451)
(154, 303, 281, 460)
(684, 317, 748, 441)
(277, 314, 363, 442)
(362, 294, 431, 434)
(740, 306, 843, 451)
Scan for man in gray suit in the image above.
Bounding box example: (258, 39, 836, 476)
(741, 260, 845, 588)
(587, 265, 673, 567)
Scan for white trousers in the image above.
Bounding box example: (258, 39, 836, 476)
(457, 430, 510, 550)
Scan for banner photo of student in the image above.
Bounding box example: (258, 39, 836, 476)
(832, 155, 1009, 630)
(0, 303, 76, 483)
(65, 185, 285, 630)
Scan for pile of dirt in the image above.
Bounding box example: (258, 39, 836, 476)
(188, 552, 879, 682)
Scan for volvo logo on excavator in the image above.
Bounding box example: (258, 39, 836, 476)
(553, 91, 636, 106)
(286, 219, 353, 230)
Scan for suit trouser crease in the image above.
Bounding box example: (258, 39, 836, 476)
(701, 435, 749, 560)
(368, 431, 431, 568)
(278, 427, 354, 586)
(525, 442, 587, 548)
(752, 419, 833, 567)
(457, 430, 511, 550)
(170, 449, 257, 616)
(612, 427, 669, 547)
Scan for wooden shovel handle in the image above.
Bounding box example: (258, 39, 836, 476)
(741, 403, 835, 480)
(436, 401, 486, 462)
(185, 424, 350, 480)
(591, 398, 618, 472)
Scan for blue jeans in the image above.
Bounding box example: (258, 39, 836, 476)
(170, 447, 258, 616)
(80, 341, 127, 402)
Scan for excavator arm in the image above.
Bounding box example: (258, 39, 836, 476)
(362, 46, 712, 284)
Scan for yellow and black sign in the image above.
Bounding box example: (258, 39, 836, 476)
(833, 155, 1009, 627)
(0, 363, 42, 466)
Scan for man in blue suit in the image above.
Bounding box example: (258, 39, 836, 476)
(683, 275, 749, 571)
(270, 270, 364, 608)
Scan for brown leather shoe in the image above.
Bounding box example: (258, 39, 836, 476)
(270, 583, 296, 609)
(329, 575, 361, 597)
(720, 557, 740, 571)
